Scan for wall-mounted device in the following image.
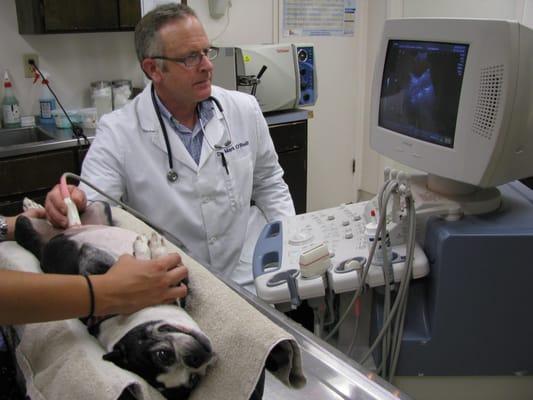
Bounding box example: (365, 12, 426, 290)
(208, 0, 230, 19)
(212, 43, 318, 112)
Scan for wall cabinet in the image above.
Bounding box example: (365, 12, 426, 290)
(15, 0, 141, 34)
(0, 147, 87, 215)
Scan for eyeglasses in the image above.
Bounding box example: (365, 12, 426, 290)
(150, 47, 219, 68)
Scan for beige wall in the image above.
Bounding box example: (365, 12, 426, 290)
(0, 2, 142, 115)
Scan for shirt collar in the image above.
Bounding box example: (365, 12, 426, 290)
(154, 92, 215, 132)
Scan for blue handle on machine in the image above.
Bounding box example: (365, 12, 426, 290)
(252, 221, 283, 279)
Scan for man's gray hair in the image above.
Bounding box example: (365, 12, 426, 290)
(134, 3, 198, 64)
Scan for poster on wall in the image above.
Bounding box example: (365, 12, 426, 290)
(281, 0, 356, 37)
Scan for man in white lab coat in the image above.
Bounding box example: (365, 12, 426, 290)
(46, 4, 295, 284)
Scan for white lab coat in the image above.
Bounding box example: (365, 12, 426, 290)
(80, 84, 295, 282)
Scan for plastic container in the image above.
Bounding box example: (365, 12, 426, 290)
(38, 75, 57, 124)
(2, 71, 21, 128)
(78, 107, 98, 129)
(112, 79, 132, 110)
(52, 109, 81, 129)
(91, 81, 112, 120)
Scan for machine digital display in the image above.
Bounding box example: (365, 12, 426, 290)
(378, 40, 468, 148)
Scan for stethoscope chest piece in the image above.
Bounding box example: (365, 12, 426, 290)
(167, 170, 178, 183)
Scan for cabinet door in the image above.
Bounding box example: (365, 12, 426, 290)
(43, 0, 119, 32)
(0, 150, 77, 197)
(268, 121, 308, 214)
(119, 0, 141, 29)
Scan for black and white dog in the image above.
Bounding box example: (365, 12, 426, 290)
(14, 201, 216, 399)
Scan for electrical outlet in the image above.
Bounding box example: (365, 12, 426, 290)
(23, 53, 39, 78)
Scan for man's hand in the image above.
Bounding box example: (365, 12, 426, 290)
(45, 184, 87, 228)
(93, 253, 189, 316)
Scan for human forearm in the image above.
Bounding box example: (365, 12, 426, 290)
(0, 270, 92, 324)
(0, 253, 188, 325)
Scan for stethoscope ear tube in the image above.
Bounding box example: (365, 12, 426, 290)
(151, 84, 233, 183)
(151, 85, 178, 183)
(209, 95, 224, 112)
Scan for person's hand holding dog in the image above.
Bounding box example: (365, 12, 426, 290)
(92, 253, 189, 316)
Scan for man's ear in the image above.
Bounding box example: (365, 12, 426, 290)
(142, 58, 162, 83)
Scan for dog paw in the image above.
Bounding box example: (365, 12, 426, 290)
(22, 197, 45, 211)
(133, 234, 151, 260)
(149, 232, 168, 259)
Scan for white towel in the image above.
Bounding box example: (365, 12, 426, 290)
(0, 208, 305, 400)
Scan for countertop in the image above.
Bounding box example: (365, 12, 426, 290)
(0, 108, 308, 159)
(0, 125, 95, 158)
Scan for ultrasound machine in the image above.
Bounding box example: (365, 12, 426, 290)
(253, 17, 533, 387)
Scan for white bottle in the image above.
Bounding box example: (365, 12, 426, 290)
(2, 71, 21, 128)
(39, 74, 56, 124)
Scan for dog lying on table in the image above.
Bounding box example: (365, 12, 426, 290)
(14, 201, 216, 399)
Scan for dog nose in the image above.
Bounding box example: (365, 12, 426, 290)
(183, 345, 213, 368)
(188, 330, 212, 354)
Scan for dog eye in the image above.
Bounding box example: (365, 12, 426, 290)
(154, 349, 176, 366)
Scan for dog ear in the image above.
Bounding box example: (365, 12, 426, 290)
(102, 346, 127, 366)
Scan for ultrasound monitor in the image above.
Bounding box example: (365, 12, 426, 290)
(370, 18, 533, 196)
(379, 40, 468, 149)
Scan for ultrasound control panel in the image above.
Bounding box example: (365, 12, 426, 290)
(253, 202, 429, 305)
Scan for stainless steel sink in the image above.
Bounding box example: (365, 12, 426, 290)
(0, 126, 56, 147)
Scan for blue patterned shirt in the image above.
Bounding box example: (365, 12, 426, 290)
(155, 95, 215, 165)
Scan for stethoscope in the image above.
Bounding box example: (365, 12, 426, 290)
(150, 85, 233, 183)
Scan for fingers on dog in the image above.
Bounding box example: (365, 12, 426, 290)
(166, 263, 189, 287)
(166, 282, 188, 302)
(67, 185, 87, 211)
(45, 184, 68, 227)
(160, 252, 182, 270)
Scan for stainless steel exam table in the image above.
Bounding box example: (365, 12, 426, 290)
(219, 275, 411, 400)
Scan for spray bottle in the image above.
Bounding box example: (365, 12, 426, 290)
(35, 71, 56, 124)
(2, 71, 21, 128)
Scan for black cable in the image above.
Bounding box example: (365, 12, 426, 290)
(29, 60, 89, 144)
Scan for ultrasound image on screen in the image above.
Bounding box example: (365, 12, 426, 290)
(379, 40, 468, 148)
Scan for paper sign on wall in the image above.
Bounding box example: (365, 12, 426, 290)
(282, 0, 356, 37)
